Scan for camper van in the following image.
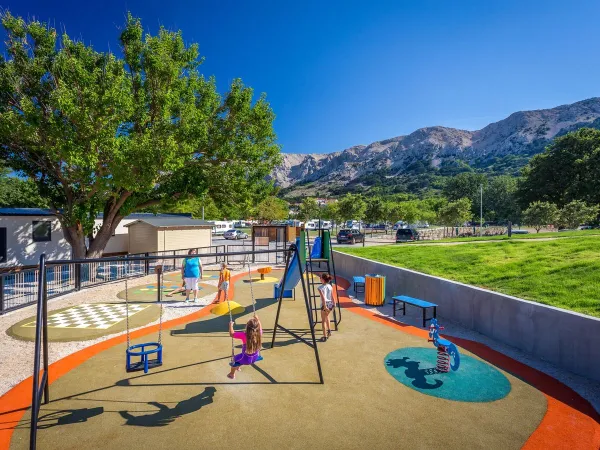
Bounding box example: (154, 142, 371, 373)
(345, 220, 360, 230)
(211, 221, 235, 235)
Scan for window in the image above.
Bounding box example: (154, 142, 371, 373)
(32, 221, 52, 242)
(0, 228, 6, 263)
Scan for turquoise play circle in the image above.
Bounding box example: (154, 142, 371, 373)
(384, 347, 511, 402)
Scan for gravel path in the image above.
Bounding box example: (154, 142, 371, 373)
(0, 264, 269, 397)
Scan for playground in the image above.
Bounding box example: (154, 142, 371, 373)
(0, 232, 599, 450)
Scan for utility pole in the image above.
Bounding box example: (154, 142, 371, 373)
(479, 184, 483, 237)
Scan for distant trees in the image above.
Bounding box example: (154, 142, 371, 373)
(518, 128, 600, 208)
(557, 200, 598, 230)
(437, 198, 473, 227)
(256, 197, 288, 222)
(521, 201, 559, 232)
(337, 193, 366, 225)
(297, 198, 320, 222)
(0, 170, 48, 208)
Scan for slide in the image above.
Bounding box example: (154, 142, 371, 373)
(274, 236, 322, 298)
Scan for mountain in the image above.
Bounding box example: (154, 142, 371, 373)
(272, 98, 600, 197)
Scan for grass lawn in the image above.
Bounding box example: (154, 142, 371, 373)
(339, 237, 600, 317)
(412, 229, 600, 243)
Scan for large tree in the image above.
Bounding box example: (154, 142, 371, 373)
(517, 128, 600, 208)
(485, 176, 521, 223)
(521, 201, 559, 233)
(297, 197, 320, 222)
(255, 196, 288, 222)
(557, 200, 598, 229)
(336, 193, 366, 225)
(437, 198, 472, 227)
(0, 13, 280, 258)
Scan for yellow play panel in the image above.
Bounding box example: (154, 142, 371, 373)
(210, 301, 245, 316)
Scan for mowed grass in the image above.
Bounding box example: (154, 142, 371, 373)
(412, 229, 600, 243)
(339, 237, 600, 317)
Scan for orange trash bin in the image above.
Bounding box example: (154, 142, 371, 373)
(365, 274, 386, 306)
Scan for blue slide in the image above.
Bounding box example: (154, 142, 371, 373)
(274, 236, 321, 298)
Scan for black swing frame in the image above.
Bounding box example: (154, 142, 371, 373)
(29, 246, 324, 450)
(271, 244, 324, 384)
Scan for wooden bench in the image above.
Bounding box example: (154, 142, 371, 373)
(392, 295, 438, 328)
(352, 276, 366, 294)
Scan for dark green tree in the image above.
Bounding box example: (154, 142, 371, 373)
(0, 13, 280, 258)
(485, 176, 521, 223)
(557, 200, 598, 229)
(517, 128, 600, 208)
(297, 197, 320, 222)
(522, 201, 559, 233)
(255, 196, 288, 222)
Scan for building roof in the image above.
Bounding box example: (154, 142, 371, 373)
(97, 212, 192, 220)
(124, 217, 213, 228)
(0, 208, 55, 217)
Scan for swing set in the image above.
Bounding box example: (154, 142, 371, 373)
(29, 245, 324, 449)
(118, 244, 323, 379)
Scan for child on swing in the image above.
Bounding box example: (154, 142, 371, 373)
(227, 315, 262, 379)
(318, 273, 335, 342)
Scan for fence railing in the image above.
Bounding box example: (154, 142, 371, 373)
(0, 244, 228, 315)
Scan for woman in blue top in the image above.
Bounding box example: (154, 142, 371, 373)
(181, 248, 202, 303)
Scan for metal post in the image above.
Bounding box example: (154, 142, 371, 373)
(296, 245, 324, 384)
(74, 263, 81, 291)
(270, 247, 293, 349)
(480, 184, 483, 237)
(42, 273, 49, 404)
(144, 253, 150, 275)
(0, 276, 4, 314)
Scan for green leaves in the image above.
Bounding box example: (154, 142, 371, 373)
(518, 128, 600, 208)
(522, 201, 559, 232)
(0, 11, 280, 257)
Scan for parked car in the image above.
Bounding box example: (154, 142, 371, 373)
(337, 229, 364, 244)
(223, 229, 248, 240)
(396, 228, 419, 243)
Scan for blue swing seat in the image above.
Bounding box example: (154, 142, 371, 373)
(126, 342, 163, 373)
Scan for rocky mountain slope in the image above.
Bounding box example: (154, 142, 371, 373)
(272, 98, 600, 196)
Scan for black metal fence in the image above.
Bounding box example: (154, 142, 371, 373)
(0, 244, 232, 315)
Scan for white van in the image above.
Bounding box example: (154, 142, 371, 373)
(305, 220, 317, 230)
(211, 221, 235, 235)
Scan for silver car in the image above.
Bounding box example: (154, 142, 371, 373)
(223, 229, 248, 240)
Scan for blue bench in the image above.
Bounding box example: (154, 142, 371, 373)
(392, 295, 438, 328)
(352, 276, 365, 294)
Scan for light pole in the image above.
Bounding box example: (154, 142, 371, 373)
(479, 184, 483, 237)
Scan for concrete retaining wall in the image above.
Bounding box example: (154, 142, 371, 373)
(334, 251, 600, 383)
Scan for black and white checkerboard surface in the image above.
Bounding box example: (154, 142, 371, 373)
(23, 303, 150, 330)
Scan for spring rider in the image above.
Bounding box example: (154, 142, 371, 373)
(428, 318, 460, 372)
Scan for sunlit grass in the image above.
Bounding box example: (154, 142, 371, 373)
(411, 229, 600, 243)
(338, 238, 600, 317)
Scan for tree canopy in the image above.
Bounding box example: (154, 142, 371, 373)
(517, 128, 600, 208)
(0, 12, 280, 257)
(255, 196, 288, 222)
(297, 197, 320, 222)
(521, 201, 559, 232)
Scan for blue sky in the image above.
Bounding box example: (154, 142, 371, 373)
(4, 0, 600, 153)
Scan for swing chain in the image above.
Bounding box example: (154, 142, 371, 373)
(158, 268, 163, 345)
(225, 287, 235, 362)
(246, 255, 257, 316)
(124, 258, 130, 350)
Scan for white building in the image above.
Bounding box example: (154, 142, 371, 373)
(0, 210, 196, 268)
(0, 208, 71, 268)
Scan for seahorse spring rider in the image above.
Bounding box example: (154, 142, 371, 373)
(428, 318, 460, 372)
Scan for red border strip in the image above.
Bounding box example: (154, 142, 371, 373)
(0, 271, 243, 449)
(334, 277, 600, 450)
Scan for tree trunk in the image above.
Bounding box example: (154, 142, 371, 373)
(59, 194, 129, 259)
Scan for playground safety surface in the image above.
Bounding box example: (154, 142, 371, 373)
(2, 270, 599, 449)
